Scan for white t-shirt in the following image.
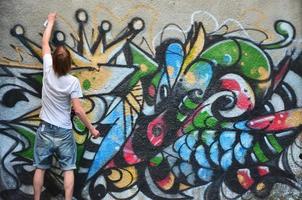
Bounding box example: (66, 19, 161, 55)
(39, 54, 83, 129)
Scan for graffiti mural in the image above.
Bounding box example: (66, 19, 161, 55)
(0, 7, 302, 200)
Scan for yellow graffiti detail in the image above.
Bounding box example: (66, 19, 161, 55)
(258, 66, 269, 80)
(73, 131, 88, 144)
(286, 109, 302, 127)
(126, 94, 140, 114)
(185, 71, 196, 85)
(167, 65, 174, 76)
(72, 68, 112, 93)
(124, 81, 143, 116)
(107, 167, 138, 188)
(181, 24, 205, 75)
(256, 182, 266, 191)
(19, 109, 41, 127)
(179, 183, 190, 191)
(0, 46, 41, 68)
(140, 64, 149, 72)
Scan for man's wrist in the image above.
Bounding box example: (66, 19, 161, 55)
(88, 124, 94, 131)
(47, 20, 55, 25)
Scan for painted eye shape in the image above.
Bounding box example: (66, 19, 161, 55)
(152, 124, 163, 137)
(1, 88, 28, 107)
(147, 115, 167, 147)
(0, 82, 41, 121)
(148, 122, 165, 146)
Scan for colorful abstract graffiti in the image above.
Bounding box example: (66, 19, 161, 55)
(0, 8, 302, 200)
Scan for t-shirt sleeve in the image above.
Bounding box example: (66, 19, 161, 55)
(71, 79, 83, 99)
(43, 54, 52, 74)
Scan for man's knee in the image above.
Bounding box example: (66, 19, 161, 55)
(34, 169, 46, 182)
(35, 168, 46, 173)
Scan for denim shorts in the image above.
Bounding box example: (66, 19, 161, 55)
(33, 121, 77, 171)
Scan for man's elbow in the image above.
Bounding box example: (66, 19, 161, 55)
(74, 108, 84, 117)
(42, 39, 49, 47)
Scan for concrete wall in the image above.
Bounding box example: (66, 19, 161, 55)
(0, 0, 302, 199)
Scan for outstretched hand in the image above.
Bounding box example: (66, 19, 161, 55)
(47, 12, 57, 22)
(90, 127, 101, 139)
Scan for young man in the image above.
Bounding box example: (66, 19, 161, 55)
(33, 12, 100, 200)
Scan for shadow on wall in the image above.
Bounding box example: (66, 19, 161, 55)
(0, 7, 302, 200)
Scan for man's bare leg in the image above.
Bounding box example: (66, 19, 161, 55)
(33, 168, 46, 200)
(64, 170, 74, 200)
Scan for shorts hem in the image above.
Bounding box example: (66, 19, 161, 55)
(33, 164, 51, 170)
(61, 165, 77, 171)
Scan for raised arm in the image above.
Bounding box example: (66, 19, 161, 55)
(42, 13, 56, 56)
